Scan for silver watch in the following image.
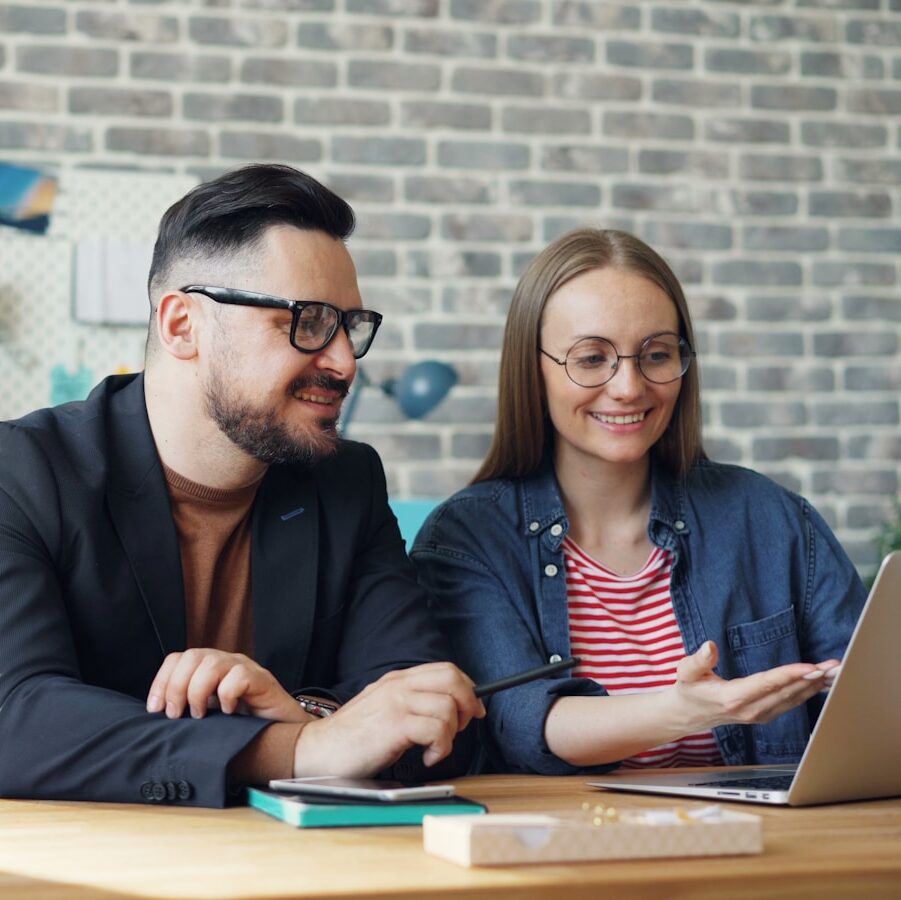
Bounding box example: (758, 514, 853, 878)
(293, 695, 338, 718)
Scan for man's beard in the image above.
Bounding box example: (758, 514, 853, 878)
(204, 365, 349, 466)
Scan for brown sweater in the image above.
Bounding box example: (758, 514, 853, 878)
(164, 465, 304, 785)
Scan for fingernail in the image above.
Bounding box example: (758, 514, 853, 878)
(423, 749, 440, 767)
(166, 702, 178, 718)
(803, 670, 825, 680)
(146, 694, 162, 713)
(701, 641, 713, 660)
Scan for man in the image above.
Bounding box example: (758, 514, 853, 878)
(0, 164, 483, 807)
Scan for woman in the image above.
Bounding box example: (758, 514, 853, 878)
(411, 228, 866, 775)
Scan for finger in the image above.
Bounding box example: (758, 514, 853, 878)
(185, 656, 231, 718)
(398, 710, 457, 768)
(147, 652, 182, 713)
(676, 641, 718, 684)
(387, 663, 485, 721)
(164, 649, 220, 719)
(217, 665, 255, 715)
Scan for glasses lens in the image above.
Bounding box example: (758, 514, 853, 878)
(293, 304, 339, 351)
(638, 334, 690, 384)
(344, 311, 380, 359)
(565, 337, 618, 387)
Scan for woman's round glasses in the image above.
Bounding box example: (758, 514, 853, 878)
(540, 332, 695, 388)
(181, 285, 382, 359)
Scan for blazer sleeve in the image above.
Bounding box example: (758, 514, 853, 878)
(0, 426, 271, 808)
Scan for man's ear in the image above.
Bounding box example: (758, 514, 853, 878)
(155, 290, 199, 360)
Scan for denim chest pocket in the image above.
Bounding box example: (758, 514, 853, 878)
(726, 606, 801, 677)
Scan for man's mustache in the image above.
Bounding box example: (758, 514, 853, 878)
(289, 374, 350, 399)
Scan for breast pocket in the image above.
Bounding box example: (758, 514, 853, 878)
(726, 606, 801, 676)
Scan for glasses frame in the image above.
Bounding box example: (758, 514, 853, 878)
(540, 331, 696, 388)
(179, 284, 383, 360)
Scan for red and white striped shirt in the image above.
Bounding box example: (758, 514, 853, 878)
(564, 537, 722, 768)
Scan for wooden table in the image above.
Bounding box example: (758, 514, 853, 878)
(1, 774, 900, 899)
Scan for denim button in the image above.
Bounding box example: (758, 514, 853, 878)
(544, 564, 558, 577)
(674, 519, 686, 531)
(549, 653, 562, 664)
(529, 521, 540, 532)
(550, 523, 563, 537)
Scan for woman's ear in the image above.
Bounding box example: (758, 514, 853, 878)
(155, 290, 199, 360)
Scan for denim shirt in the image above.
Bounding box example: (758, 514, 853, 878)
(411, 459, 867, 776)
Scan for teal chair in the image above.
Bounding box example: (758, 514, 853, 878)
(388, 499, 440, 548)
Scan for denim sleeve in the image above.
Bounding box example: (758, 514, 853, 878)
(412, 514, 615, 776)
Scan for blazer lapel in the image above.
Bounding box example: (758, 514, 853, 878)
(105, 375, 186, 655)
(251, 466, 319, 689)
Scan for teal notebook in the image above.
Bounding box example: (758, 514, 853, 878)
(247, 787, 486, 828)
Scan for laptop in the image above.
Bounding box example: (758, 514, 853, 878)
(587, 551, 901, 806)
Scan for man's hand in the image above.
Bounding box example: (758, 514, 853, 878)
(292, 662, 485, 778)
(671, 641, 841, 731)
(146, 649, 305, 723)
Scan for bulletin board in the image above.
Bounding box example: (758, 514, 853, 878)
(0, 169, 196, 420)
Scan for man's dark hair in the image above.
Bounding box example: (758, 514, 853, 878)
(148, 163, 355, 298)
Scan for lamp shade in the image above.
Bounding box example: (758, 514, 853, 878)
(387, 360, 458, 420)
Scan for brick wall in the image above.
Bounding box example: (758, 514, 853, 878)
(1, 0, 899, 569)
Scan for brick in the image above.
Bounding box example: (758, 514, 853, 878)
(0, 4, 65, 34)
(721, 401, 807, 427)
(441, 213, 532, 242)
(847, 88, 901, 115)
(607, 40, 693, 71)
(17, 46, 118, 77)
(666, 256, 703, 285)
(813, 332, 897, 356)
(401, 100, 491, 130)
(348, 59, 440, 91)
(746, 295, 831, 321)
(753, 438, 840, 462)
(76, 11, 178, 42)
(451, 432, 492, 459)
(297, 22, 393, 51)
(504, 106, 591, 135)
(404, 28, 495, 58)
(452, 66, 543, 97)
(847, 18, 901, 45)
(131, 51, 231, 83)
(542, 144, 628, 174)
(719, 332, 805, 359)
(814, 402, 898, 426)
(333, 136, 425, 166)
(847, 504, 895, 530)
(653, 79, 740, 108)
(347, 0, 437, 14)
(846, 434, 901, 460)
(689, 296, 738, 321)
(367, 433, 441, 462)
(704, 438, 743, 463)
(813, 469, 898, 497)
(798, 0, 878, 7)
(744, 226, 829, 252)
(739, 154, 823, 182)
(553, 72, 641, 102)
(106, 127, 209, 156)
(747, 366, 835, 392)
(845, 365, 901, 390)
(837, 228, 901, 253)
(835, 158, 901, 184)
(757, 470, 803, 495)
(184, 92, 281, 123)
(641, 222, 732, 251)
(508, 34, 595, 63)
(639, 149, 729, 178)
(408, 249, 501, 278)
(813, 262, 896, 287)
(325, 172, 394, 203)
(809, 191, 891, 218)
(653, 7, 739, 37)
(241, 57, 337, 87)
(705, 47, 791, 75)
(841, 295, 901, 320)
(752, 85, 836, 111)
(70, 87, 172, 117)
(553, 2, 640, 29)
(295, 97, 390, 126)
(706, 118, 790, 144)
(612, 184, 719, 214)
(352, 249, 397, 277)
(509, 179, 600, 207)
(801, 121, 887, 148)
(451, 0, 540, 24)
(0, 81, 57, 112)
(355, 212, 430, 241)
(241, 0, 333, 8)
(442, 285, 513, 316)
(405, 175, 492, 204)
(414, 322, 504, 350)
(438, 140, 529, 170)
(359, 286, 431, 315)
(189, 16, 287, 47)
(0, 121, 91, 152)
(800, 50, 884, 79)
(729, 190, 799, 216)
(713, 260, 802, 286)
(699, 365, 738, 389)
(603, 111, 693, 141)
(219, 131, 320, 161)
(750, 14, 837, 42)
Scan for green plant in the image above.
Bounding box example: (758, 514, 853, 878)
(869, 499, 901, 587)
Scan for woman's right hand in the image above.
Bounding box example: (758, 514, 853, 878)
(671, 641, 840, 732)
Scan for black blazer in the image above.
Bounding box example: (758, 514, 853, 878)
(0, 374, 455, 806)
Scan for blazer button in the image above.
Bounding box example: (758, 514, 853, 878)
(176, 781, 193, 800)
(151, 782, 167, 802)
(165, 782, 177, 801)
(140, 782, 154, 801)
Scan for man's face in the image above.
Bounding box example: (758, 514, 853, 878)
(201, 225, 363, 466)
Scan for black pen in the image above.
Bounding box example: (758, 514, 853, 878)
(473, 657, 580, 699)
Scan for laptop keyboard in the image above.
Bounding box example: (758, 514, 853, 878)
(689, 775, 795, 791)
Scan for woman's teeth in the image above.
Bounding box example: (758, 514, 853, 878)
(593, 411, 646, 424)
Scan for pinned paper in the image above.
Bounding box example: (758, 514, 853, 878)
(0, 162, 58, 234)
(73, 238, 153, 325)
(50, 364, 93, 406)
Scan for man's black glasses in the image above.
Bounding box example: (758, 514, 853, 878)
(541, 332, 695, 388)
(180, 285, 383, 359)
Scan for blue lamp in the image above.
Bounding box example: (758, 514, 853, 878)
(340, 360, 457, 434)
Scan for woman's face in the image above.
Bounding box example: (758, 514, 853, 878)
(539, 265, 683, 475)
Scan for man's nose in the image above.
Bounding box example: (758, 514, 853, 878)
(316, 326, 357, 379)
